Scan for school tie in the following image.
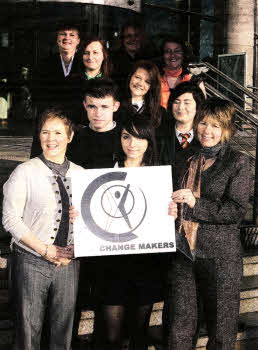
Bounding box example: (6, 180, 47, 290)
(132, 104, 139, 112)
(179, 133, 190, 149)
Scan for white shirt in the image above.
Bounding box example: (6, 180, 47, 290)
(175, 126, 194, 144)
(132, 100, 144, 112)
(60, 54, 75, 77)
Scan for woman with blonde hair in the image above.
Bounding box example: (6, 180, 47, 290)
(166, 97, 250, 350)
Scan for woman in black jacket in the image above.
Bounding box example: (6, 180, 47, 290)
(166, 98, 250, 350)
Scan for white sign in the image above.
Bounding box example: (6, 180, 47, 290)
(72, 166, 175, 257)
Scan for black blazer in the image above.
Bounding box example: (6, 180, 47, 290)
(30, 52, 84, 158)
(187, 144, 250, 259)
(159, 118, 201, 188)
(31, 51, 82, 120)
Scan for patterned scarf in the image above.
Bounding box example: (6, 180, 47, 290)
(178, 143, 223, 250)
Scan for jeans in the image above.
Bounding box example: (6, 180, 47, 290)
(11, 245, 80, 350)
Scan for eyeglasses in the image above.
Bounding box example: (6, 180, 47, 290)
(164, 49, 183, 56)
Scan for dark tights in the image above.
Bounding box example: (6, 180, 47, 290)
(94, 303, 153, 350)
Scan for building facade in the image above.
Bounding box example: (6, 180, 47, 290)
(0, 0, 257, 124)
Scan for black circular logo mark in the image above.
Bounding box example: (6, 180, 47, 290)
(81, 172, 147, 243)
(101, 185, 135, 219)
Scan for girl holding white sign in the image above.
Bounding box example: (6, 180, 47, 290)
(91, 116, 176, 350)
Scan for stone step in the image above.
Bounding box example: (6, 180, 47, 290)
(1, 251, 258, 347)
(0, 292, 258, 349)
(77, 274, 258, 336)
(197, 312, 258, 348)
(243, 254, 258, 276)
(240, 275, 258, 314)
(76, 312, 258, 349)
(1, 252, 257, 276)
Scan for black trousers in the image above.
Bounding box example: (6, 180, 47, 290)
(164, 254, 242, 350)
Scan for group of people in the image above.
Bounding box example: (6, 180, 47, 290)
(2, 21, 250, 350)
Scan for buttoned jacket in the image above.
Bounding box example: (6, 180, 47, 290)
(188, 145, 250, 258)
(3, 157, 83, 256)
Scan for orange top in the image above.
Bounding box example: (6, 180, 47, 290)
(161, 68, 191, 110)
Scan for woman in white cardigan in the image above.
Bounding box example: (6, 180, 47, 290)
(3, 108, 83, 350)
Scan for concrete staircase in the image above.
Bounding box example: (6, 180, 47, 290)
(72, 252, 258, 349)
(1, 243, 258, 350)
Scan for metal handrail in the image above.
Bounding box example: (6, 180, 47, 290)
(205, 82, 258, 128)
(203, 62, 258, 102)
(199, 62, 258, 223)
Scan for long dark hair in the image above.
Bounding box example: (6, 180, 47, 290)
(81, 36, 112, 77)
(119, 116, 158, 166)
(122, 60, 162, 128)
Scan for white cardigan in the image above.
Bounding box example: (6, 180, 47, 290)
(3, 157, 83, 256)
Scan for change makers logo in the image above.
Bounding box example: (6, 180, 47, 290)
(81, 172, 147, 242)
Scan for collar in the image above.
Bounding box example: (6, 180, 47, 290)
(89, 121, 116, 131)
(175, 126, 194, 144)
(39, 153, 70, 177)
(60, 54, 75, 77)
(132, 100, 144, 111)
(85, 71, 102, 80)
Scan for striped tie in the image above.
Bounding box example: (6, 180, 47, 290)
(179, 133, 190, 149)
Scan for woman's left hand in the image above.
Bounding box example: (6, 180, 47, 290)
(168, 201, 178, 219)
(172, 189, 196, 208)
(58, 258, 72, 266)
(55, 244, 74, 259)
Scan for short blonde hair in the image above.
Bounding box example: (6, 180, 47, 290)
(194, 97, 236, 144)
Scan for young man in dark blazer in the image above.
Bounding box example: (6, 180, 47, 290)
(159, 82, 205, 349)
(159, 82, 205, 188)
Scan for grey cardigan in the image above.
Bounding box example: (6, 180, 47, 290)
(3, 157, 83, 256)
